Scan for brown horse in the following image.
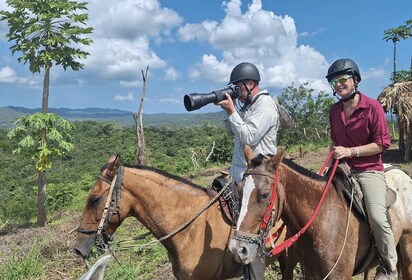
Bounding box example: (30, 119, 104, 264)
(74, 154, 296, 280)
(228, 148, 412, 279)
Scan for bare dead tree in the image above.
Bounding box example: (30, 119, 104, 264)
(205, 141, 216, 163)
(132, 65, 149, 165)
(315, 128, 321, 140)
(191, 149, 200, 168)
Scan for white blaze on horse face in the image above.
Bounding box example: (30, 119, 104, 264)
(237, 175, 256, 231)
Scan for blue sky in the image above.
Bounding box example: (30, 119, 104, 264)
(0, 0, 411, 114)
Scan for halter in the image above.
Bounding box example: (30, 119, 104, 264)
(77, 166, 124, 248)
(234, 152, 339, 257)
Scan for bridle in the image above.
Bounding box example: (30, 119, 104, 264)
(233, 169, 280, 249)
(233, 153, 339, 257)
(77, 166, 125, 248)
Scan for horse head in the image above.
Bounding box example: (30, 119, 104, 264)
(74, 154, 127, 259)
(228, 147, 286, 265)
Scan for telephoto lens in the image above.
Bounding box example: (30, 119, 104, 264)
(184, 85, 239, 111)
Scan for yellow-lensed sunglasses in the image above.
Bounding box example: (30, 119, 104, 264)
(329, 75, 352, 88)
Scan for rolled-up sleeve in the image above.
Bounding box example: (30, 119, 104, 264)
(371, 102, 391, 151)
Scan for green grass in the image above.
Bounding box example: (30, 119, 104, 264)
(0, 242, 47, 279)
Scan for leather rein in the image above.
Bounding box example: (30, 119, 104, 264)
(77, 166, 124, 247)
(234, 152, 339, 257)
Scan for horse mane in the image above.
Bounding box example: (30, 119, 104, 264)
(282, 158, 327, 182)
(250, 154, 271, 167)
(250, 154, 326, 182)
(123, 164, 207, 190)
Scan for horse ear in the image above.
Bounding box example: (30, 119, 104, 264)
(244, 145, 254, 164)
(268, 147, 287, 171)
(106, 153, 121, 178)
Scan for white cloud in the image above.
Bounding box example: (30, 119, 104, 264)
(177, 21, 218, 42)
(159, 98, 181, 104)
(81, 0, 182, 82)
(83, 37, 166, 80)
(362, 67, 386, 80)
(179, 0, 331, 91)
(0, 66, 18, 83)
(114, 93, 134, 101)
(164, 67, 179, 81)
(188, 54, 232, 83)
(120, 80, 142, 88)
(0, 66, 38, 87)
(88, 0, 182, 40)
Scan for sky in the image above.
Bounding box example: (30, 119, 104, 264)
(0, 0, 411, 114)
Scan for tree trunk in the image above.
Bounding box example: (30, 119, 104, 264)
(404, 132, 411, 162)
(37, 171, 47, 226)
(134, 66, 149, 165)
(399, 122, 404, 156)
(42, 64, 51, 113)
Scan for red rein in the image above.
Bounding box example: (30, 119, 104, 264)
(264, 152, 339, 256)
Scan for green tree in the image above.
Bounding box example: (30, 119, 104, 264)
(7, 112, 75, 226)
(0, 0, 93, 113)
(278, 83, 334, 146)
(383, 19, 412, 83)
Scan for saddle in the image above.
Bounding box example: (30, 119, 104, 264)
(330, 162, 397, 275)
(212, 171, 240, 225)
(331, 162, 397, 218)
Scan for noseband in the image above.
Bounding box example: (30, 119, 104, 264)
(77, 166, 125, 247)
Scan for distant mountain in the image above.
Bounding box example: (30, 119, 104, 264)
(0, 106, 225, 129)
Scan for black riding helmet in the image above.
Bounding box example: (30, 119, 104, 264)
(326, 58, 361, 84)
(229, 62, 260, 84)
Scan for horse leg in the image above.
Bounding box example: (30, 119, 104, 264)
(278, 247, 298, 280)
(398, 234, 412, 279)
(363, 269, 372, 280)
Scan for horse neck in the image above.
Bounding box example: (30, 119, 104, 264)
(122, 167, 212, 239)
(278, 162, 331, 229)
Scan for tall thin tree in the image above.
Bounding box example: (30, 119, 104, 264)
(383, 19, 412, 152)
(383, 22, 411, 84)
(1, 0, 93, 112)
(1, 0, 93, 226)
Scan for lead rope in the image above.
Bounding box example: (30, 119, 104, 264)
(322, 186, 354, 279)
(114, 182, 231, 250)
(266, 152, 339, 256)
(319, 154, 355, 279)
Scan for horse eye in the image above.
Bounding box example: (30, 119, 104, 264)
(260, 192, 270, 200)
(89, 196, 101, 206)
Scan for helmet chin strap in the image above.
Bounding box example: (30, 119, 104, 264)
(241, 80, 257, 108)
(341, 90, 358, 102)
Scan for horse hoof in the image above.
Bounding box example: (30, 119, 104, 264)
(374, 267, 398, 280)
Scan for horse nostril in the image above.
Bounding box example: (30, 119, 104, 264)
(74, 248, 86, 258)
(238, 245, 249, 257)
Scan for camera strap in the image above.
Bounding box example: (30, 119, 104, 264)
(243, 92, 269, 109)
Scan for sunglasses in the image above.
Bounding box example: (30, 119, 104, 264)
(329, 75, 352, 88)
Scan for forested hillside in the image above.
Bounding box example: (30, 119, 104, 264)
(0, 106, 225, 128)
(0, 120, 233, 225)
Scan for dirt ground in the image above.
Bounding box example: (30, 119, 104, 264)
(0, 144, 410, 279)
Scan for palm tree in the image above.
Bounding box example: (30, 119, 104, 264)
(383, 22, 412, 84)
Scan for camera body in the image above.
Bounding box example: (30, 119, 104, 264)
(184, 85, 240, 111)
